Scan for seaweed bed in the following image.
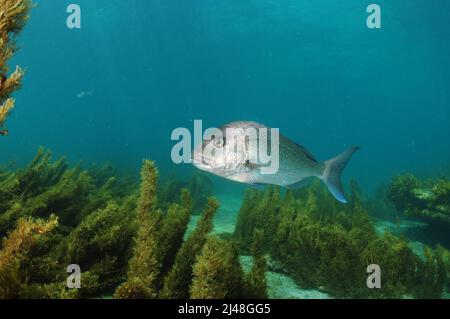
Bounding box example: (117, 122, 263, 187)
(1, 0, 450, 300)
(0, 148, 267, 298)
(0, 148, 450, 299)
(234, 179, 450, 299)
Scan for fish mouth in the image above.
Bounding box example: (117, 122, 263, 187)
(192, 152, 233, 176)
(191, 149, 212, 170)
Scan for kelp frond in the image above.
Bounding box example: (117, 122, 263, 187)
(0, 0, 32, 131)
(0, 215, 58, 298)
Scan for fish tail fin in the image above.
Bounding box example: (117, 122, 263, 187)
(320, 146, 361, 203)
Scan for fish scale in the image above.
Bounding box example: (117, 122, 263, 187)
(193, 121, 360, 203)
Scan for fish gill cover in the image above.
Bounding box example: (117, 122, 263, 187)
(0, 0, 450, 300)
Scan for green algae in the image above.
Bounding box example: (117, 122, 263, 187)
(234, 180, 450, 298)
(239, 256, 330, 299)
(0, 149, 265, 299)
(190, 236, 244, 299)
(388, 174, 450, 227)
(0, 0, 32, 133)
(1, 148, 450, 299)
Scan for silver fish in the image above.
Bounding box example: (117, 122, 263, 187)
(192, 121, 360, 203)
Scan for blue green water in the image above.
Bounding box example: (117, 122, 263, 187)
(3, 0, 450, 195)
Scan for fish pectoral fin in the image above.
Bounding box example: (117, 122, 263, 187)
(287, 178, 312, 190)
(244, 160, 262, 169)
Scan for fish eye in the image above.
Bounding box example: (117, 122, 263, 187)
(213, 137, 226, 147)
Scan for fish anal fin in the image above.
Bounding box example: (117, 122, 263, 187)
(287, 178, 312, 190)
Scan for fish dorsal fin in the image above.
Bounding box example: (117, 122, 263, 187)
(281, 136, 318, 164)
(220, 121, 318, 164)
